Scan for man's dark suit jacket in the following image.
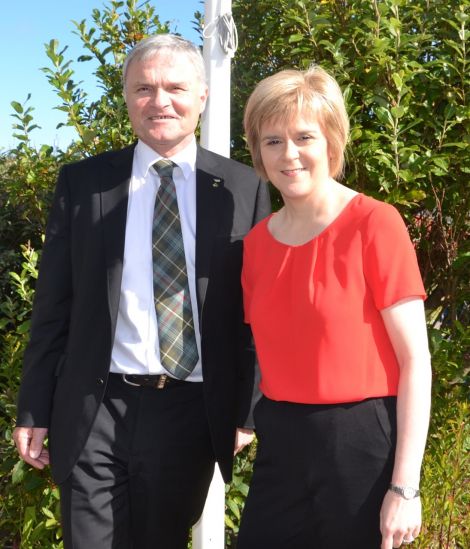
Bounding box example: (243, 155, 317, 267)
(16, 143, 271, 484)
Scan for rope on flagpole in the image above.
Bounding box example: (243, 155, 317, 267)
(203, 12, 238, 57)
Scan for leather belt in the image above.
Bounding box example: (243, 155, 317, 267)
(121, 373, 186, 389)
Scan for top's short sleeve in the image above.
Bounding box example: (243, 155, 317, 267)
(362, 202, 426, 310)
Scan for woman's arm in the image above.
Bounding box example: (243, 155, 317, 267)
(379, 297, 432, 549)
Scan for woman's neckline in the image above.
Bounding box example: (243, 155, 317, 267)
(266, 192, 362, 248)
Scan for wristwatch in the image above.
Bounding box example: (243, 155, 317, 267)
(389, 483, 420, 500)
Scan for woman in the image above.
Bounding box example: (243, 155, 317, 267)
(238, 66, 431, 549)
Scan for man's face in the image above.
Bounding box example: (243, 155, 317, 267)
(125, 50, 208, 157)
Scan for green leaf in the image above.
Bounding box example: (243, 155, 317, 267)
(391, 106, 405, 118)
(22, 505, 36, 537)
(12, 459, 26, 484)
(392, 72, 403, 90)
(226, 498, 241, 519)
(375, 107, 394, 127)
(405, 189, 426, 202)
(432, 157, 449, 170)
(288, 33, 304, 43)
(224, 515, 236, 529)
(82, 129, 97, 145)
(17, 320, 31, 334)
(455, 11, 469, 23)
(441, 142, 468, 149)
(349, 128, 363, 141)
(42, 507, 56, 519)
(11, 101, 23, 114)
(24, 473, 45, 492)
(398, 119, 422, 135)
(238, 482, 250, 497)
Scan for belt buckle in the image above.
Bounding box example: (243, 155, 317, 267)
(122, 374, 140, 387)
(156, 374, 168, 389)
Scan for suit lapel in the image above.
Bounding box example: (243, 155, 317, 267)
(100, 144, 135, 333)
(195, 146, 225, 316)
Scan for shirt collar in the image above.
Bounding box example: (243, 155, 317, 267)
(135, 138, 197, 181)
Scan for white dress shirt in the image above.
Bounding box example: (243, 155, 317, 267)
(110, 138, 203, 381)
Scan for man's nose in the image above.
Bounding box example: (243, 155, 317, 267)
(151, 88, 170, 108)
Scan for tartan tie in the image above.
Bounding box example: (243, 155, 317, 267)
(152, 159, 199, 379)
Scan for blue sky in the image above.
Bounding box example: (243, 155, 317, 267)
(1, 0, 201, 152)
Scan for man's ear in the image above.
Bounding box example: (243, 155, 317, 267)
(199, 84, 209, 114)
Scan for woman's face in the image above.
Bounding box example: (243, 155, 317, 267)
(259, 112, 331, 201)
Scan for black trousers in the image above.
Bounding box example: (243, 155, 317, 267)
(59, 374, 215, 549)
(237, 396, 397, 549)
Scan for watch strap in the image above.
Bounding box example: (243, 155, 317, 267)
(389, 483, 420, 499)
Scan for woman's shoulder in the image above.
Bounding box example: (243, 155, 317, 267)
(353, 193, 395, 213)
(350, 194, 412, 251)
(351, 193, 404, 228)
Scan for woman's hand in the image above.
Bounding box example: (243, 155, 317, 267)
(380, 490, 421, 548)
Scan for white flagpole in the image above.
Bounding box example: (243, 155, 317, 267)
(200, 0, 234, 157)
(192, 1, 234, 548)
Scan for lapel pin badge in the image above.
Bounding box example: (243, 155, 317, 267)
(212, 178, 221, 188)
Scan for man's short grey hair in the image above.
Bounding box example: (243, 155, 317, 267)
(122, 34, 206, 92)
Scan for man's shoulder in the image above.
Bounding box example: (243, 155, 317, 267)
(196, 146, 258, 179)
(63, 143, 136, 172)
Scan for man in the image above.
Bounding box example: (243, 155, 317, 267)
(13, 34, 270, 549)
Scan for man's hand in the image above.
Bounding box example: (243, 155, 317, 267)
(234, 427, 255, 455)
(13, 427, 49, 469)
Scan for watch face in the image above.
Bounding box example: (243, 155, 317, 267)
(403, 487, 415, 499)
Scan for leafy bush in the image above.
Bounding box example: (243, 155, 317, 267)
(0, 245, 64, 548)
(418, 322, 469, 548)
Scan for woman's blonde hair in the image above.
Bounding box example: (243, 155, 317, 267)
(243, 65, 349, 180)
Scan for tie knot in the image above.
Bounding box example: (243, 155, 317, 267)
(154, 159, 176, 179)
